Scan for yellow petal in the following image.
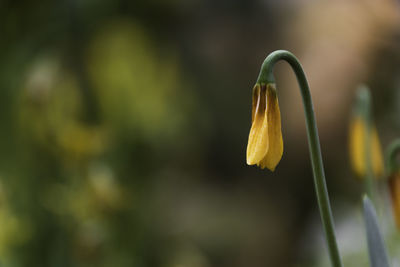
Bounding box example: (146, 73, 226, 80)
(349, 117, 383, 178)
(251, 84, 259, 123)
(389, 173, 400, 229)
(246, 84, 269, 165)
(349, 117, 365, 177)
(258, 84, 283, 171)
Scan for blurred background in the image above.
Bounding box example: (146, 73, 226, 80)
(0, 0, 400, 266)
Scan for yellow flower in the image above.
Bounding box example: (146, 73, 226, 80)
(389, 172, 400, 229)
(349, 117, 383, 177)
(246, 83, 283, 171)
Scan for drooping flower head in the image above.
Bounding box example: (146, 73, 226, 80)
(349, 87, 383, 178)
(246, 83, 283, 171)
(349, 117, 384, 177)
(246, 50, 343, 266)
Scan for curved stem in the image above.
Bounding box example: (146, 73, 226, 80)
(257, 50, 343, 267)
(386, 139, 400, 175)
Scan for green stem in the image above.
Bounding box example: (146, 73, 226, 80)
(355, 86, 374, 199)
(257, 50, 343, 267)
(385, 139, 400, 175)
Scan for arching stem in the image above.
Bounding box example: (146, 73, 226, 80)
(257, 50, 343, 267)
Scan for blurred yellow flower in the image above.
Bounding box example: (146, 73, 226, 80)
(0, 181, 31, 258)
(246, 83, 283, 171)
(56, 123, 105, 163)
(389, 172, 400, 229)
(349, 117, 383, 177)
(87, 20, 190, 140)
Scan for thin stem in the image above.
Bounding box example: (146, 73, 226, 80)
(356, 86, 374, 199)
(257, 50, 343, 267)
(386, 139, 400, 175)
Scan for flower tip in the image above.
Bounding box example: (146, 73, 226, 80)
(246, 156, 280, 172)
(246, 156, 256, 166)
(261, 164, 277, 172)
(257, 152, 282, 171)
